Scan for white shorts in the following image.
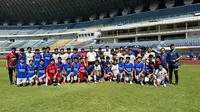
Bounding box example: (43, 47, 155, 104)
(113, 71, 119, 77)
(66, 72, 72, 81)
(39, 75, 45, 82)
(29, 75, 36, 83)
(17, 78, 26, 85)
(73, 75, 77, 81)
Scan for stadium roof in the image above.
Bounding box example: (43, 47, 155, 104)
(0, 0, 191, 24)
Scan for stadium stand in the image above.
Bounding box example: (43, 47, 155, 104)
(50, 40, 71, 49)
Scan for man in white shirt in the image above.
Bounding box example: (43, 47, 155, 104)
(87, 46, 96, 65)
(104, 46, 112, 59)
(153, 64, 168, 87)
(111, 60, 120, 81)
(59, 48, 66, 63)
(120, 50, 128, 62)
(143, 47, 156, 61)
(26, 47, 34, 64)
(52, 48, 60, 63)
(127, 49, 136, 63)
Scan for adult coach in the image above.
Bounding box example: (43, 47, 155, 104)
(87, 46, 96, 65)
(6, 47, 18, 85)
(168, 44, 182, 86)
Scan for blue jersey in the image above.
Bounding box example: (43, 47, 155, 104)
(56, 62, 64, 74)
(33, 54, 42, 67)
(159, 53, 168, 67)
(18, 53, 26, 64)
(64, 63, 72, 75)
(134, 62, 145, 76)
(118, 62, 125, 73)
(144, 66, 155, 74)
(37, 65, 46, 77)
(16, 63, 28, 78)
(100, 61, 107, 69)
(73, 63, 81, 75)
(167, 50, 181, 67)
(124, 62, 134, 73)
(71, 54, 80, 62)
(27, 65, 35, 78)
(104, 67, 111, 74)
(43, 53, 52, 67)
(86, 66, 94, 75)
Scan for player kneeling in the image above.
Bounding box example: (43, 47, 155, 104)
(111, 60, 120, 82)
(27, 60, 36, 86)
(134, 57, 145, 86)
(15, 58, 28, 87)
(63, 58, 72, 83)
(45, 59, 58, 86)
(71, 57, 81, 84)
(153, 64, 168, 87)
(35, 60, 46, 87)
(143, 62, 155, 84)
(91, 60, 101, 83)
(123, 57, 134, 84)
(56, 57, 64, 85)
(79, 58, 88, 84)
(104, 63, 113, 81)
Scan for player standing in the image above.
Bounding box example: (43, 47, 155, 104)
(33, 49, 42, 69)
(43, 47, 52, 67)
(52, 48, 60, 63)
(18, 48, 26, 64)
(6, 47, 18, 85)
(26, 47, 34, 64)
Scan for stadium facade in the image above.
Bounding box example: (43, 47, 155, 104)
(0, 0, 200, 53)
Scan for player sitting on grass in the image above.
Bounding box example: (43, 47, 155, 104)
(134, 57, 145, 86)
(35, 60, 46, 87)
(104, 62, 113, 81)
(111, 59, 120, 82)
(118, 57, 125, 82)
(123, 57, 134, 84)
(15, 57, 28, 87)
(143, 62, 155, 84)
(45, 59, 58, 86)
(71, 57, 81, 84)
(91, 60, 101, 83)
(153, 64, 168, 87)
(56, 57, 64, 85)
(27, 60, 36, 86)
(79, 57, 88, 84)
(86, 64, 94, 83)
(63, 58, 72, 83)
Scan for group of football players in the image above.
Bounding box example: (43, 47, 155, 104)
(6, 44, 182, 87)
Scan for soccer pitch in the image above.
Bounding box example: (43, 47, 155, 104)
(0, 60, 199, 112)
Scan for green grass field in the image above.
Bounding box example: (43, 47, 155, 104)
(0, 60, 200, 112)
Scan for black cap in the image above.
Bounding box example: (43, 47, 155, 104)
(20, 48, 24, 52)
(99, 48, 102, 50)
(106, 56, 110, 59)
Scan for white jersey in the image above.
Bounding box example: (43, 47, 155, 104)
(60, 53, 73, 63)
(155, 68, 167, 79)
(121, 54, 128, 62)
(111, 64, 119, 75)
(94, 65, 101, 71)
(87, 52, 96, 62)
(143, 52, 156, 61)
(52, 54, 60, 63)
(127, 54, 136, 63)
(26, 52, 34, 64)
(104, 51, 111, 58)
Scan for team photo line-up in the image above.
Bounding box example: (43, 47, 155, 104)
(6, 44, 182, 87)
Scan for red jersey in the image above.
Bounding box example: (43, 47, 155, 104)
(155, 61, 162, 69)
(79, 63, 86, 72)
(6, 52, 17, 68)
(46, 64, 58, 76)
(79, 52, 87, 58)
